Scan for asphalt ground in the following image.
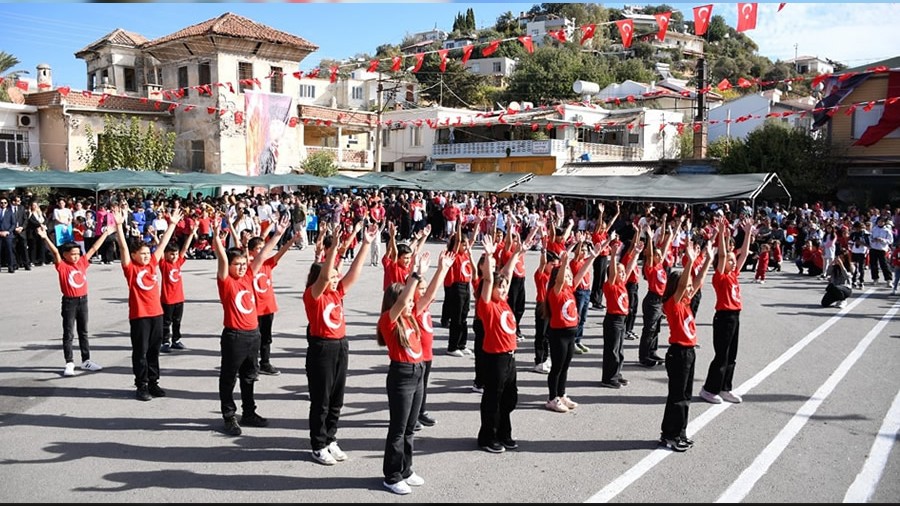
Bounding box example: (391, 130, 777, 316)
(1, 241, 899, 503)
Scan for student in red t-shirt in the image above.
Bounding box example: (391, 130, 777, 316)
(382, 221, 429, 291)
(37, 223, 114, 377)
(377, 254, 430, 495)
(413, 250, 454, 431)
(159, 220, 198, 353)
(659, 237, 714, 452)
(245, 215, 297, 376)
(638, 219, 676, 367)
(304, 222, 379, 466)
(600, 236, 644, 389)
(532, 241, 559, 374)
(212, 214, 286, 436)
(113, 205, 184, 401)
(475, 234, 523, 454)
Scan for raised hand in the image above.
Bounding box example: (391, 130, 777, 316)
(36, 225, 47, 239)
(416, 251, 431, 275)
(363, 222, 379, 243)
(482, 233, 496, 256)
(439, 250, 456, 269)
(275, 213, 290, 234)
(633, 240, 645, 255)
(170, 207, 184, 224)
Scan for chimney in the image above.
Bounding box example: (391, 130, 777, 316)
(37, 63, 52, 90)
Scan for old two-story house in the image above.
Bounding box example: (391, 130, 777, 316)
(380, 101, 684, 176)
(785, 55, 835, 76)
(0, 99, 40, 169)
(708, 88, 816, 143)
(463, 57, 518, 87)
(596, 78, 724, 125)
(813, 56, 900, 202)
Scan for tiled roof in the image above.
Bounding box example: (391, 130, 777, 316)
(75, 28, 148, 56)
(298, 105, 375, 128)
(24, 90, 174, 114)
(142, 12, 318, 52)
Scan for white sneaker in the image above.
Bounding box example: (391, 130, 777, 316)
(326, 441, 348, 461)
(560, 395, 578, 409)
(383, 480, 412, 495)
(836, 300, 847, 309)
(311, 448, 337, 466)
(405, 472, 425, 486)
(699, 387, 723, 404)
(63, 362, 75, 377)
(533, 362, 549, 374)
(446, 349, 464, 357)
(545, 397, 569, 413)
(81, 360, 103, 372)
(461, 348, 473, 356)
(720, 390, 743, 404)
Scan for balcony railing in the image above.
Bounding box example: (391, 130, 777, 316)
(432, 139, 643, 160)
(305, 146, 370, 168)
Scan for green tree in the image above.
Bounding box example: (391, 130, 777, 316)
(718, 121, 842, 202)
(415, 56, 490, 108)
(302, 150, 338, 177)
(494, 11, 519, 36)
(0, 51, 28, 103)
(466, 8, 476, 31)
(77, 115, 176, 172)
(504, 45, 611, 104)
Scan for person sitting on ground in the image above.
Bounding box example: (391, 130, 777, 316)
(821, 253, 853, 309)
(796, 239, 824, 277)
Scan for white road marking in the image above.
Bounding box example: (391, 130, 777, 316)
(843, 386, 900, 503)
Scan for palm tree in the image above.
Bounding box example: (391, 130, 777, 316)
(0, 51, 29, 102)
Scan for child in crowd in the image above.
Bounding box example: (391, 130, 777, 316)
(37, 223, 114, 376)
(754, 243, 770, 284)
(159, 220, 198, 353)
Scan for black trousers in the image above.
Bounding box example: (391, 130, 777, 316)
(477, 351, 518, 447)
(444, 282, 470, 352)
(639, 292, 664, 361)
(533, 305, 549, 365)
(869, 249, 893, 282)
(547, 326, 577, 399)
(306, 335, 349, 451)
(219, 327, 260, 419)
(690, 289, 702, 318)
(661, 344, 695, 440)
(473, 319, 484, 388)
(162, 302, 184, 344)
(257, 312, 275, 365)
(13, 231, 28, 267)
(61, 295, 91, 364)
(590, 255, 610, 306)
(129, 315, 163, 387)
(0, 235, 16, 270)
(418, 360, 432, 417)
(602, 313, 626, 383)
(507, 276, 526, 335)
(383, 361, 424, 485)
(821, 283, 852, 307)
(703, 310, 740, 395)
(625, 281, 639, 333)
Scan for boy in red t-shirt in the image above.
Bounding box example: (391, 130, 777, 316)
(37, 224, 114, 377)
(159, 220, 198, 353)
(114, 205, 184, 401)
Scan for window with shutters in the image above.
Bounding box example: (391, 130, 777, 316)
(270, 66, 283, 94)
(238, 62, 253, 93)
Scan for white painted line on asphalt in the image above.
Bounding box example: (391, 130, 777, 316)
(584, 290, 875, 503)
(843, 383, 900, 503)
(716, 298, 899, 503)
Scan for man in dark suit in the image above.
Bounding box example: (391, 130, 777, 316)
(10, 195, 30, 271)
(0, 196, 17, 273)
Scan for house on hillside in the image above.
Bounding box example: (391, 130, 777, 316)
(463, 57, 517, 87)
(784, 55, 834, 76)
(596, 78, 724, 124)
(518, 12, 575, 46)
(812, 56, 900, 202)
(708, 88, 816, 144)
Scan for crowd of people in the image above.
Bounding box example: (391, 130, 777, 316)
(1, 185, 898, 495)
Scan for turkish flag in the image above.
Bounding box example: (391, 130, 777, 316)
(580, 24, 596, 45)
(856, 70, 900, 146)
(367, 59, 380, 73)
(737, 77, 755, 88)
(391, 56, 402, 72)
(461, 45, 474, 65)
(15, 80, 29, 91)
(305, 69, 320, 79)
(207, 107, 216, 114)
(736, 3, 758, 33)
(717, 78, 733, 91)
(288, 117, 299, 128)
(778, 3, 787, 12)
(550, 30, 567, 43)
(329, 65, 339, 84)
(518, 36, 534, 54)
(38, 82, 51, 89)
(183, 105, 195, 112)
(413, 53, 425, 73)
(693, 4, 713, 36)
(234, 112, 243, 125)
(615, 19, 634, 48)
(58, 86, 70, 97)
(655, 12, 671, 41)
(167, 103, 178, 112)
(482, 40, 501, 57)
(438, 49, 449, 73)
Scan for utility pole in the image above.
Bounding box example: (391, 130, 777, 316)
(692, 56, 708, 159)
(374, 71, 383, 172)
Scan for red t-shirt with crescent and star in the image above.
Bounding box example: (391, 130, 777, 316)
(217, 270, 258, 331)
(56, 255, 90, 298)
(122, 256, 163, 320)
(160, 256, 186, 305)
(603, 278, 629, 316)
(253, 257, 278, 316)
(547, 283, 578, 330)
(476, 297, 517, 354)
(304, 281, 346, 339)
(378, 312, 424, 364)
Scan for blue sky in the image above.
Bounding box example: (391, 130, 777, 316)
(1, 2, 897, 90)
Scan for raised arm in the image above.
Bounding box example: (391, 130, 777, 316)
(153, 208, 184, 262)
(270, 226, 300, 264)
(212, 214, 230, 281)
(693, 239, 715, 292)
(250, 214, 289, 274)
(310, 229, 340, 299)
(592, 202, 606, 235)
(417, 250, 454, 313)
(624, 236, 645, 280)
(113, 205, 131, 268)
(672, 238, 697, 302)
(341, 222, 378, 291)
(734, 217, 754, 272)
(389, 265, 423, 323)
(716, 218, 729, 274)
(84, 225, 113, 262)
(178, 220, 199, 260)
(411, 224, 431, 258)
(480, 234, 497, 304)
(37, 225, 62, 265)
(385, 221, 398, 261)
(552, 249, 571, 295)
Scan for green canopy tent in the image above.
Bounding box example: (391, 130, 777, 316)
(352, 172, 422, 190)
(322, 174, 382, 189)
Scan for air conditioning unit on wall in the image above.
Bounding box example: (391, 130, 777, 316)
(17, 113, 37, 128)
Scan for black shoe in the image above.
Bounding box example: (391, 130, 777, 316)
(618, 377, 630, 386)
(480, 441, 505, 453)
(418, 412, 436, 427)
(649, 353, 665, 363)
(241, 412, 269, 427)
(148, 384, 166, 397)
(625, 331, 638, 340)
(170, 341, 186, 350)
(24, 265, 31, 271)
(658, 437, 689, 452)
(500, 438, 518, 450)
(680, 436, 694, 448)
(638, 359, 660, 368)
(600, 380, 621, 389)
(224, 416, 242, 436)
(258, 363, 281, 376)
(135, 385, 152, 401)
(160, 343, 171, 353)
(413, 421, 423, 432)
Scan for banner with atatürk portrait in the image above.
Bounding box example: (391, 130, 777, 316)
(244, 91, 293, 177)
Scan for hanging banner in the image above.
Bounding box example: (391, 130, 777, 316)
(244, 91, 293, 177)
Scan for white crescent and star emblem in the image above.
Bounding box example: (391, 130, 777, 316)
(420, 311, 433, 333)
(682, 314, 696, 339)
(731, 284, 741, 302)
(168, 268, 181, 284)
(404, 328, 423, 359)
(742, 3, 754, 18)
(68, 270, 85, 289)
(499, 310, 517, 335)
(622, 23, 632, 35)
(561, 300, 578, 322)
(323, 302, 342, 330)
(136, 269, 157, 291)
(699, 6, 709, 19)
(617, 293, 628, 310)
(461, 260, 472, 279)
(253, 272, 270, 293)
(235, 290, 254, 315)
(657, 269, 667, 284)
